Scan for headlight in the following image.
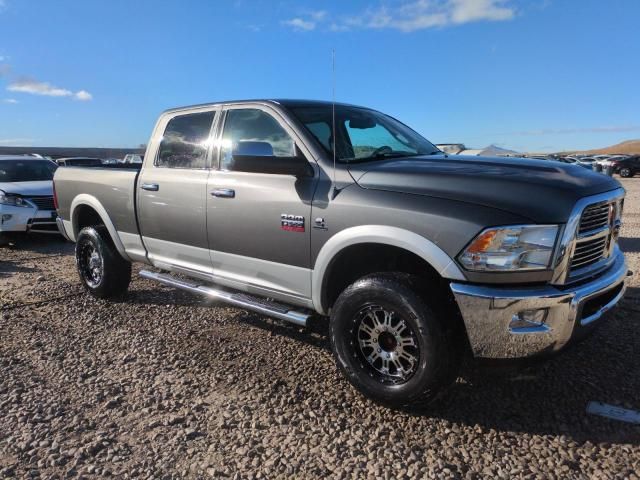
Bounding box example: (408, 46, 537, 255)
(0, 190, 30, 208)
(459, 225, 559, 272)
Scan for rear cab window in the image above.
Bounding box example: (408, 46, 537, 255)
(156, 111, 216, 169)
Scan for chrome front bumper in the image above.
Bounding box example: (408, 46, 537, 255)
(450, 249, 628, 359)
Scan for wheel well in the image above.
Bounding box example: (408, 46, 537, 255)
(322, 243, 450, 310)
(321, 243, 469, 352)
(73, 204, 104, 236)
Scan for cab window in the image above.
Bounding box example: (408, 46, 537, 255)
(220, 109, 295, 171)
(156, 111, 216, 169)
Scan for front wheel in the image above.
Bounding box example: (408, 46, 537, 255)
(619, 167, 633, 178)
(329, 273, 459, 408)
(75, 226, 131, 298)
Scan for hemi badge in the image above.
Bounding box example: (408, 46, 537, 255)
(281, 214, 305, 232)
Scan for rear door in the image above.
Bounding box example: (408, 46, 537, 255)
(206, 105, 317, 305)
(137, 107, 219, 277)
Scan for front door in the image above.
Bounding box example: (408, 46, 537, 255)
(137, 108, 218, 276)
(206, 106, 317, 304)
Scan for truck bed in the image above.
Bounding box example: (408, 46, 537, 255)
(54, 166, 141, 237)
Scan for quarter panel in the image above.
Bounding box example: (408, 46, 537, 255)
(55, 167, 139, 234)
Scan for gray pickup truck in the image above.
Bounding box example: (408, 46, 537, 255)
(54, 99, 628, 407)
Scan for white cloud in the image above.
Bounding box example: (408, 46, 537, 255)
(2, 98, 18, 104)
(282, 17, 316, 31)
(7, 78, 92, 101)
(286, 0, 516, 33)
(450, 0, 514, 24)
(308, 10, 327, 21)
(8, 78, 72, 97)
(74, 90, 92, 101)
(282, 10, 327, 31)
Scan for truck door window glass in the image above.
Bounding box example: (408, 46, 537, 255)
(156, 111, 215, 169)
(220, 109, 295, 170)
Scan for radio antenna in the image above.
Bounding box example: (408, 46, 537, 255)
(331, 48, 338, 199)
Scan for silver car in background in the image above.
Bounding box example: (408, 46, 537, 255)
(0, 155, 59, 245)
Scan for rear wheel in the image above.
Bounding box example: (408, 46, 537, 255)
(329, 273, 459, 408)
(620, 167, 633, 178)
(75, 226, 131, 298)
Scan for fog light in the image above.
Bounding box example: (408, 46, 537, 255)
(1, 214, 12, 224)
(509, 309, 550, 333)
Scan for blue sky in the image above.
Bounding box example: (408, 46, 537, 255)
(0, 0, 638, 152)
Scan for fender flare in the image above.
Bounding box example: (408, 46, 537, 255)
(311, 225, 466, 314)
(70, 194, 131, 261)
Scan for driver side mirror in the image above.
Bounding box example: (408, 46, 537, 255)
(231, 141, 313, 177)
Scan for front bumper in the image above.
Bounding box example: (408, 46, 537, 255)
(0, 205, 58, 234)
(450, 250, 628, 359)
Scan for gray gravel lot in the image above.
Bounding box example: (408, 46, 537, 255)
(1, 178, 639, 479)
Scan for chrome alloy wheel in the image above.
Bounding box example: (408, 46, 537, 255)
(355, 305, 419, 383)
(78, 243, 103, 288)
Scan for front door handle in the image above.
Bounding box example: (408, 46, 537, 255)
(211, 188, 235, 198)
(141, 183, 159, 191)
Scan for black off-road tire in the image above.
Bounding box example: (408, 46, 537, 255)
(329, 273, 460, 408)
(619, 167, 633, 178)
(75, 226, 131, 299)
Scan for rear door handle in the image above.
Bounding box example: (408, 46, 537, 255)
(141, 183, 159, 191)
(210, 188, 235, 198)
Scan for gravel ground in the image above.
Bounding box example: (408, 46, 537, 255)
(1, 178, 639, 479)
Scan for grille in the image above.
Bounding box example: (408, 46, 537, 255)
(27, 196, 55, 211)
(571, 235, 608, 270)
(578, 202, 611, 235)
(570, 200, 615, 273)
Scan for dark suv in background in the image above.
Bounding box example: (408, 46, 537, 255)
(610, 155, 640, 177)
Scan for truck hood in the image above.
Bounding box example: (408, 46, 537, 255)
(0, 180, 53, 197)
(349, 154, 622, 223)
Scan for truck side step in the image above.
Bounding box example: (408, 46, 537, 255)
(139, 270, 311, 327)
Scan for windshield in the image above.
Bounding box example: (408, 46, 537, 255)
(290, 105, 440, 163)
(0, 160, 58, 182)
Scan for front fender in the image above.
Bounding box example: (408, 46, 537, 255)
(311, 225, 466, 315)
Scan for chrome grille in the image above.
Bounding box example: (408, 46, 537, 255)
(570, 200, 616, 273)
(578, 202, 611, 235)
(27, 196, 55, 211)
(571, 236, 607, 270)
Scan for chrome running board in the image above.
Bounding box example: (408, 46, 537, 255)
(139, 270, 310, 327)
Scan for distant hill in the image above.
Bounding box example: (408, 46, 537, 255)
(564, 139, 640, 155)
(480, 144, 519, 156)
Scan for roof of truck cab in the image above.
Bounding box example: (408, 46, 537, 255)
(162, 99, 365, 114)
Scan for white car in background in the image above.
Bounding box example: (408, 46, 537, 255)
(0, 155, 59, 245)
(122, 154, 143, 164)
